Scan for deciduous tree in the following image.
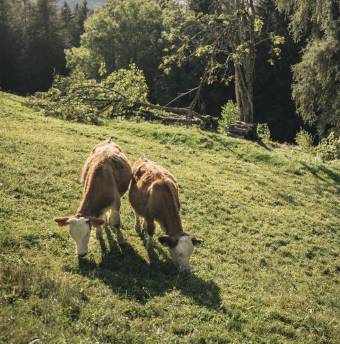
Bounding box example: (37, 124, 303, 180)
(162, 1, 284, 123)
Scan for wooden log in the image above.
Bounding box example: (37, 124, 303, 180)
(229, 126, 248, 135)
(138, 110, 202, 126)
(235, 121, 256, 129)
(228, 121, 257, 140)
(228, 132, 244, 139)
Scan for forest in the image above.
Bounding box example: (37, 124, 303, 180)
(1, 0, 339, 145)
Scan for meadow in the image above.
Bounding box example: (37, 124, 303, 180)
(0, 92, 339, 343)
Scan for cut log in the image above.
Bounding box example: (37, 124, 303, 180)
(228, 121, 257, 140)
(138, 110, 202, 126)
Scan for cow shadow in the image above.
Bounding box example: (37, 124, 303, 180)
(76, 228, 221, 310)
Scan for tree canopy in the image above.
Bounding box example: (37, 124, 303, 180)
(276, 0, 340, 137)
(65, 0, 164, 101)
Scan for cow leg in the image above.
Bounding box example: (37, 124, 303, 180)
(134, 212, 142, 236)
(95, 213, 107, 240)
(143, 218, 155, 251)
(109, 206, 124, 244)
(95, 225, 104, 240)
(94, 224, 107, 252)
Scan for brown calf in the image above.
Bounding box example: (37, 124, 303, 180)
(129, 156, 201, 272)
(54, 138, 132, 257)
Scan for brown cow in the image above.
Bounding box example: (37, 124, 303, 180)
(54, 138, 132, 257)
(129, 156, 202, 272)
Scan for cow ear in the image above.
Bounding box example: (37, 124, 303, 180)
(191, 237, 203, 246)
(158, 236, 178, 248)
(87, 217, 105, 226)
(54, 217, 70, 227)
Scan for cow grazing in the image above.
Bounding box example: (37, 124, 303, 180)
(54, 138, 132, 257)
(129, 156, 202, 272)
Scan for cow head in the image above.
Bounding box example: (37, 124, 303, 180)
(54, 216, 104, 257)
(158, 235, 202, 273)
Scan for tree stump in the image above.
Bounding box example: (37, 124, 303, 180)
(228, 121, 257, 140)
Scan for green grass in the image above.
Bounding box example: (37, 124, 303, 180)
(0, 91, 339, 343)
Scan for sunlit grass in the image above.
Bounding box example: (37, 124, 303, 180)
(0, 92, 339, 343)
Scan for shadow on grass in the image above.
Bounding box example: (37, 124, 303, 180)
(255, 139, 272, 151)
(300, 161, 340, 193)
(208, 134, 275, 165)
(75, 228, 221, 310)
(277, 192, 298, 205)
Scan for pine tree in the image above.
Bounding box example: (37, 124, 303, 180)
(60, 1, 73, 47)
(72, 0, 90, 46)
(0, 0, 26, 91)
(0, 0, 11, 89)
(21, 0, 65, 92)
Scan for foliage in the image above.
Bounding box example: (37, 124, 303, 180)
(65, 0, 163, 98)
(0, 0, 89, 94)
(275, 0, 336, 41)
(292, 36, 340, 137)
(101, 64, 149, 116)
(60, 1, 90, 47)
(257, 123, 271, 141)
(276, 0, 339, 138)
(316, 132, 340, 161)
(219, 100, 238, 132)
(161, 0, 285, 123)
(295, 129, 314, 151)
(28, 64, 149, 124)
(1, 92, 340, 342)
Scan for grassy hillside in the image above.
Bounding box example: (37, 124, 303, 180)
(0, 92, 339, 343)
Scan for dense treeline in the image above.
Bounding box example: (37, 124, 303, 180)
(1, 0, 339, 143)
(0, 0, 89, 94)
(254, 0, 302, 142)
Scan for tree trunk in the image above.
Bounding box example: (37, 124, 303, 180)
(235, 57, 254, 123)
(233, 0, 255, 124)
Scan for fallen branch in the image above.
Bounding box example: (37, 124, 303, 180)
(73, 84, 218, 127)
(164, 86, 199, 107)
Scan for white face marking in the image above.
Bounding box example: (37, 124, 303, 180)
(68, 217, 91, 256)
(169, 236, 194, 272)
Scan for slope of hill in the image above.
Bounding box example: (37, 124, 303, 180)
(57, 0, 106, 9)
(0, 92, 339, 343)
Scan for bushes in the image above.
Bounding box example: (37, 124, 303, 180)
(219, 100, 238, 132)
(257, 123, 271, 141)
(29, 72, 100, 124)
(28, 64, 149, 124)
(295, 130, 314, 150)
(294, 129, 339, 162)
(316, 132, 340, 161)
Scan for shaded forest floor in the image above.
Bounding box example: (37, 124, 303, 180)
(0, 92, 339, 343)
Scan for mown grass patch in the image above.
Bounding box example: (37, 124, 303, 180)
(0, 92, 339, 343)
